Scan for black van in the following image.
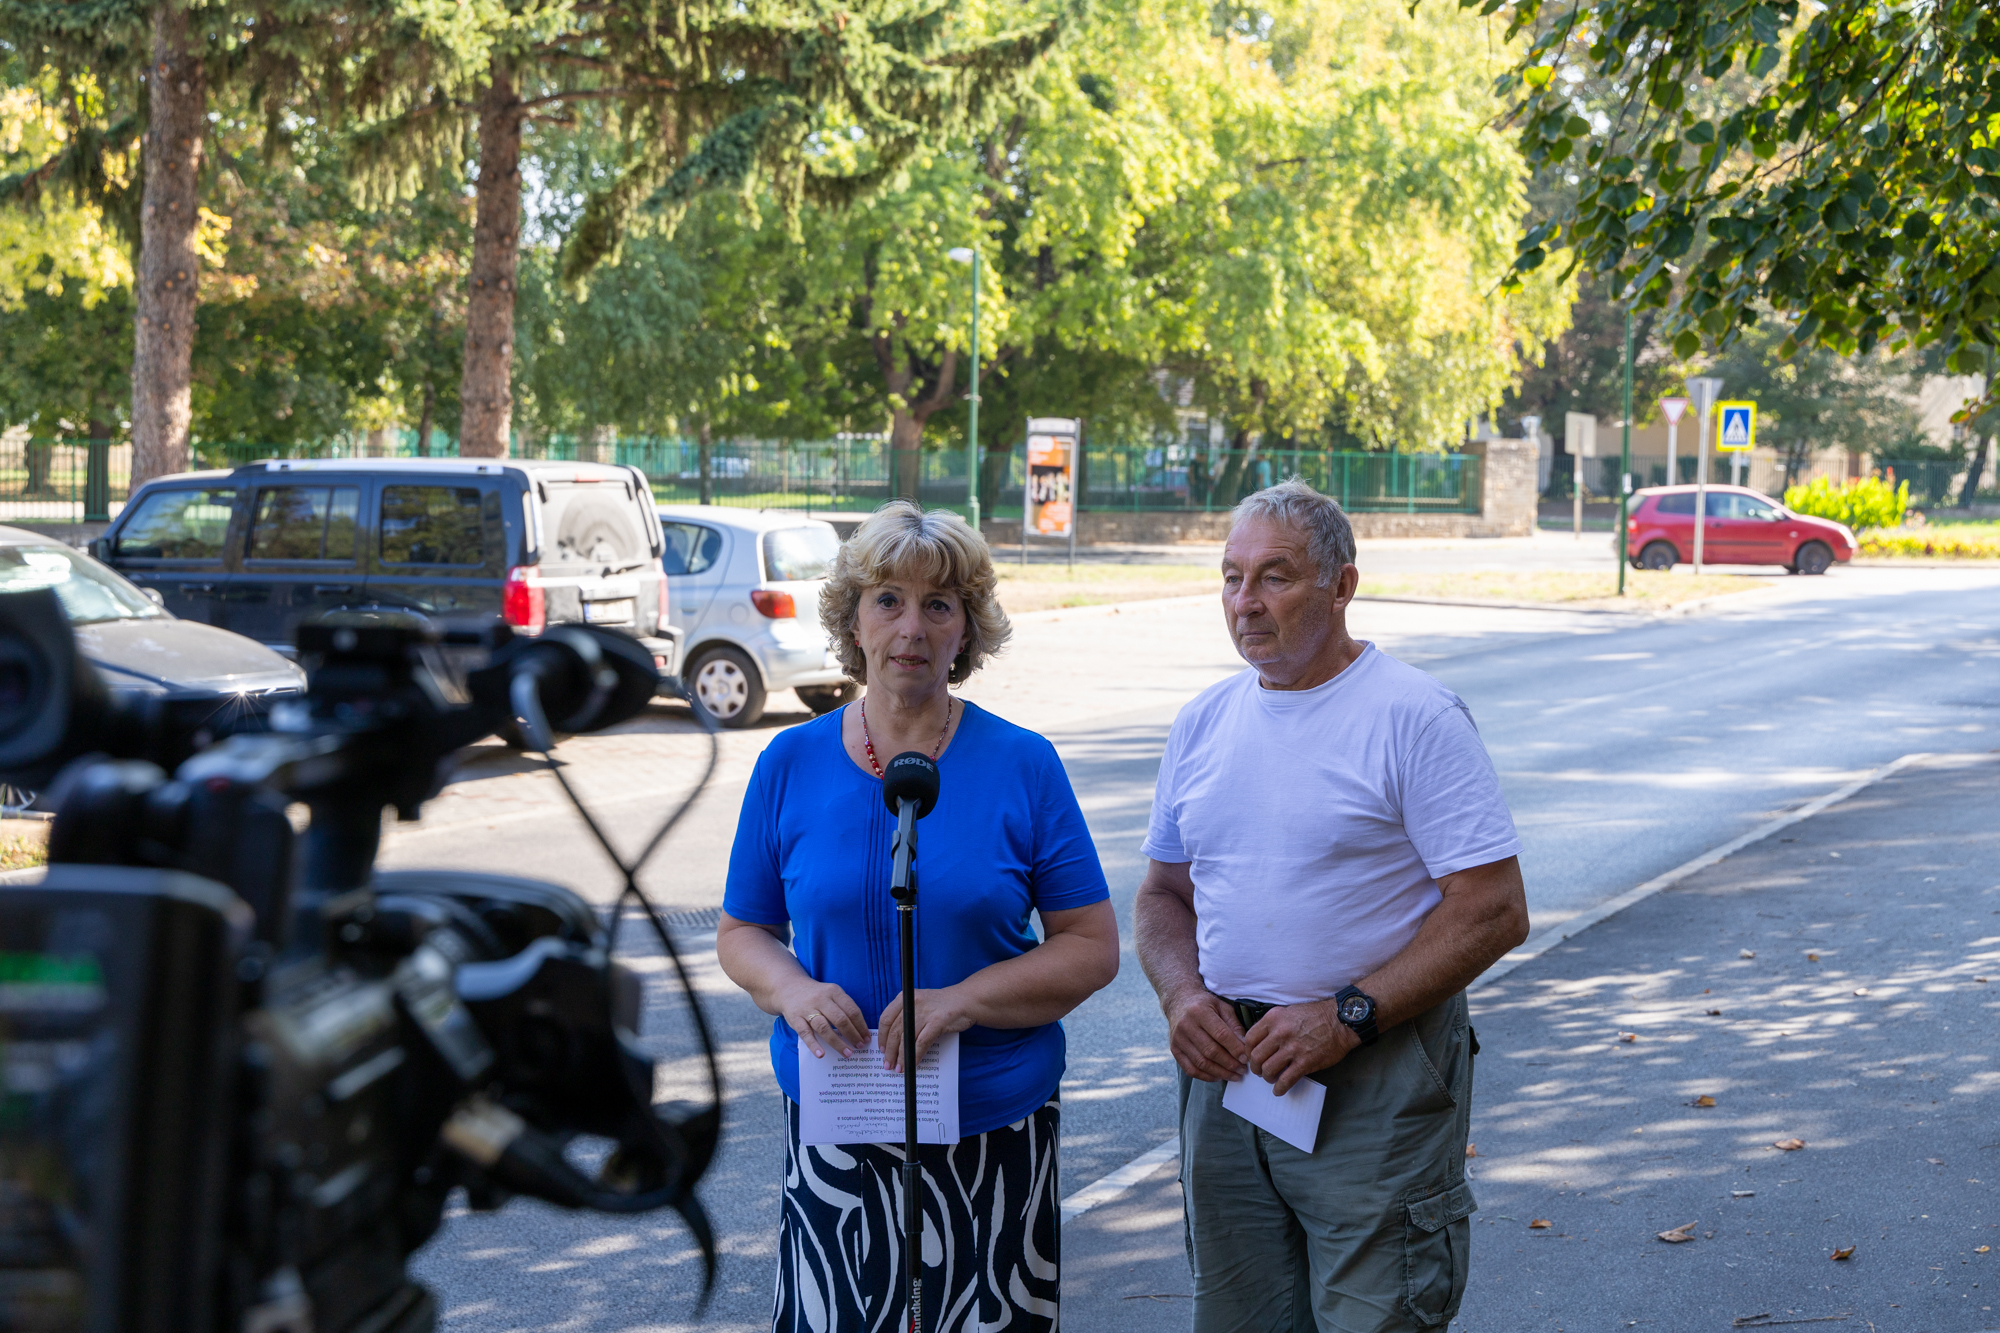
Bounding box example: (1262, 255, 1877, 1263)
(94, 458, 681, 675)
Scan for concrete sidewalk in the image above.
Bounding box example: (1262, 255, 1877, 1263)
(1457, 750, 2000, 1332)
(1062, 751, 2000, 1333)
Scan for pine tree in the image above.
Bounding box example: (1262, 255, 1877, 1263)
(345, 0, 1063, 457)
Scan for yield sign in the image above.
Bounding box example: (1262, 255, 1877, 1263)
(1660, 396, 1688, 424)
(1716, 401, 1756, 451)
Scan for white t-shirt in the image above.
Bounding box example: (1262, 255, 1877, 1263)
(1142, 643, 1520, 1005)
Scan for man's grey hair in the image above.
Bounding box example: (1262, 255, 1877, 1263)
(1231, 477, 1356, 587)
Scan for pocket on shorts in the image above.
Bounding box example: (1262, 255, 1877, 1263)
(1401, 1182, 1476, 1328)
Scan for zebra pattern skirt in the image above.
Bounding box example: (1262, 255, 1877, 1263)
(773, 1096, 1061, 1333)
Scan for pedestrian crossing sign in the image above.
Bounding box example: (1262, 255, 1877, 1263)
(1716, 401, 1755, 452)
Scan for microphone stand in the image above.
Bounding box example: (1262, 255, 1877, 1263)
(890, 795, 923, 1333)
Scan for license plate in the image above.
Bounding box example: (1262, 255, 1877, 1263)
(582, 598, 635, 624)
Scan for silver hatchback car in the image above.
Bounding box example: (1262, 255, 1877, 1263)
(656, 506, 854, 727)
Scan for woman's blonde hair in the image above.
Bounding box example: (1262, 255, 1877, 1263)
(820, 500, 1012, 685)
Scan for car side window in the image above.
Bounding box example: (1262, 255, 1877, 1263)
(248, 486, 361, 560)
(380, 486, 484, 565)
(1703, 493, 1738, 517)
(114, 487, 238, 559)
(1653, 493, 1695, 515)
(661, 522, 721, 576)
(1740, 500, 1780, 521)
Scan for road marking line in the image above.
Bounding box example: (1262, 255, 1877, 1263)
(1473, 751, 1931, 991)
(1061, 1135, 1180, 1224)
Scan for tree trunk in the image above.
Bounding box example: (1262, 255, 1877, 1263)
(888, 408, 924, 499)
(698, 418, 713, 504)
(459, 60, 523, 458)
(1962, 432, 1992, 509)
(129, 4, 206, 488)
(415, 380, 435, 457)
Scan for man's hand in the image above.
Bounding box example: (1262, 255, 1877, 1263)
(1245, 1000, 1359, 1096)
(1164, 987, 1250, 1082)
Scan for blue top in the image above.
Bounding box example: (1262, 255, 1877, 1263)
(723, 701, 1110, 1136)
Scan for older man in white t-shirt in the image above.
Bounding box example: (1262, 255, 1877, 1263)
(1136, 479, 1530, 1333)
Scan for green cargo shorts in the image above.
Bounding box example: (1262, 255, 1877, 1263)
(1177, 992, 1477, 1333)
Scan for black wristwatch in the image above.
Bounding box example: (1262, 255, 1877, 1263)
(1333, 985, 1380, 1046)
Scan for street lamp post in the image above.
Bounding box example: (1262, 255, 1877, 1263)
(947, 247, 981, 530)
(1618, 308, 1633, 596)
(1686, 375, 1725, 574)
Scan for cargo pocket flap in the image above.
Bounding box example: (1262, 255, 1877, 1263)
(1407, 1182, 1477, 1234)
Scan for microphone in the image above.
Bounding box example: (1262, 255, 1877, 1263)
(882, 751, 940, 902)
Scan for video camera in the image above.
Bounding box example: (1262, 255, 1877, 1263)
(0, 589, 721, 1332)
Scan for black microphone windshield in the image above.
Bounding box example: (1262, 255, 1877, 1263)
(880, 751, 941, 819)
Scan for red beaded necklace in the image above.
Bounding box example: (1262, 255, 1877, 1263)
(858, 694, 953, 778)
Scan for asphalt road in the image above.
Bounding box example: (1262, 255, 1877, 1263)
(392, 562, 2000, 1332)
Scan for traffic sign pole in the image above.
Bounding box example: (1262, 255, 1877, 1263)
(1685, 378, 1725, 575)
(1660, 396, 1688, 489)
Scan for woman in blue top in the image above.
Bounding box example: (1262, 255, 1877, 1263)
(718, 500, 1118, 1333)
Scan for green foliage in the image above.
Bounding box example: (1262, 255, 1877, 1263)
(1782, 474, 1908, 532)
(1472, 0, 2000, 404)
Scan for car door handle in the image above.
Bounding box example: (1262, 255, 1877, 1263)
(177, 582, 217, 593)
(313, 584, 356, 595)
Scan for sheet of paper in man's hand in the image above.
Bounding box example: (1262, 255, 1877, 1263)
(798, 1029, 960, 1146)
(1222, 1069, 1326, 1153)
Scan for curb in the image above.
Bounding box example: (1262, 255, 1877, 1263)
(1471, 751, 1932, 991)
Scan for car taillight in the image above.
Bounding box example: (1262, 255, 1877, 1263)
(503, 566, 545, 633)
(750, 589, 796, 619)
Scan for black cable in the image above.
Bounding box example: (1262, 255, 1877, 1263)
(535, 698, 725, 1112)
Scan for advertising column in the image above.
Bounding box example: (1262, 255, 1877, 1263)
(1023, 418, 1080, 568)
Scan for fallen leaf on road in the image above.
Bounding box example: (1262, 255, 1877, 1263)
(1830, 1245, 1854, 1261)
(1852, 988, 1869, 996)
(1977, 1246, 1991, 1254)
(1774, 1138, 1806, 1151)
(1529, 1219, 1551, 1229)
(1741, 949, 1757, 959)
(1927, 1158, 1945, 1165)
(1692, 1095, 1718, 1107)
(1658, 1222, 1698, 1243)
(1620, 1032, 1638, 1043)
(1828, 851, 1841, 858)
(1729, 1315, 1772, 1327)
(1977, 977, 1990, 984)
(1807, 953, 1820, 962)
(1708, 1008, 1723, 1016)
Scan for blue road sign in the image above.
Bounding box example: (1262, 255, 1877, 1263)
(1716, 401, 1756, 452)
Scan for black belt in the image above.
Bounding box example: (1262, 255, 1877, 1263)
(1226, 997, 1336, 1087)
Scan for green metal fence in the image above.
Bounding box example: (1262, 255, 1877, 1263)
(1876, 459, 1965, 507)
(0, 440, 130, 523)
(0, 434, 1484, 526)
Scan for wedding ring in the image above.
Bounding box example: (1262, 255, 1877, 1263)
(805, 1011, 826, 1027)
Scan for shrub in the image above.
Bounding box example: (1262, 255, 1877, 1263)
(1858, 532, 2000, 559)
(1782, 475, 1909, 532)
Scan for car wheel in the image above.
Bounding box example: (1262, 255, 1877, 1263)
(1639, 541, 1677, 571)
(1795, 541, 1833, 576)
(796, 682, 858, 715)
(688, 645, 767, 728)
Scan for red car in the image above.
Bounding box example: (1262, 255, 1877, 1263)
(1623, 484, 1857, 574)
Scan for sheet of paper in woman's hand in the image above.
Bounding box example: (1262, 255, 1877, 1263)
(798, 1030, 961, 1146)
(1222, 1070, 1325, 1153)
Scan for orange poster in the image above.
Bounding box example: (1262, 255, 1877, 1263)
(1026, 431, 1074, 537)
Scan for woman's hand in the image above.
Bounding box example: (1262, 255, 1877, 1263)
(778, 977, 870, 1059)
(878, 987, 976, 1073)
